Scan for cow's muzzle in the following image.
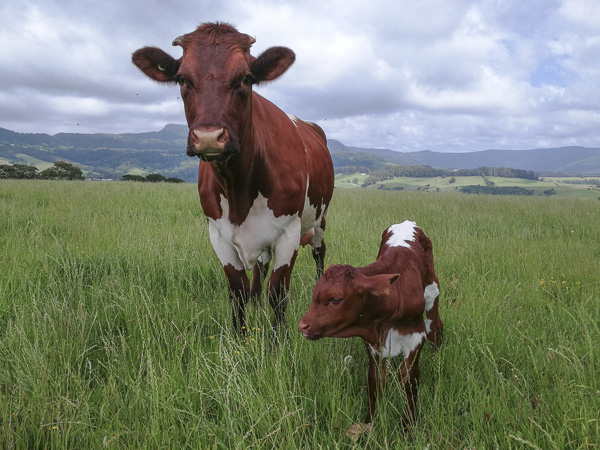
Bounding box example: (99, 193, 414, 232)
(187, 125, 230, 160)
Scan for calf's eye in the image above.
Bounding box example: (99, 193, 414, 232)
(330, 298, 342, 305)
(175, 75, 185, 86)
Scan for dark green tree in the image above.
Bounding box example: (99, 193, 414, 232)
(0, 164, 39, 179)
(39, 161, 85, 180)
(165, 177, 185, 183)
(122, 174, 146, 182)
(145, 173, 166, 182)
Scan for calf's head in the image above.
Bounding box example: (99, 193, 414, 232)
(299, 265, 399, 340)
(132, 22, 295, 162)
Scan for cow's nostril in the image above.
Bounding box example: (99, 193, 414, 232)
(217, 128, 228, 144)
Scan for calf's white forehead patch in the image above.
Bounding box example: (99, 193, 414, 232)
(387, 220, 417, 248)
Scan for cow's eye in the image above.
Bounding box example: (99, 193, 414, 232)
(242, 74, 254, 86)
(175, 74, 185, 86)
(330, 297, 342, 305)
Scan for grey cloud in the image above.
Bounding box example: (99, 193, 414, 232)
(1, 0, 600, 153)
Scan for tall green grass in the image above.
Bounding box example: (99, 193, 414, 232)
(1, 180, 599, 448)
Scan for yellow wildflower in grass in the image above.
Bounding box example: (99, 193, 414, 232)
(537, 273, 582, 302)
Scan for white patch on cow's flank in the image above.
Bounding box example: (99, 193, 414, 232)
(208, 194, 300, 271)
(387, 221, 417, 248)
(369, 329, 426, 359)
(424, 282, 439, 312)
(287, 114, 299, 127)
(424, 318, 432, 333)
(300, 175, 327, 249)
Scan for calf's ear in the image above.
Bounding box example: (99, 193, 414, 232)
(251, 46, 296, 84)
(132, 47, 181, 83)
(361, 273, 400, 298)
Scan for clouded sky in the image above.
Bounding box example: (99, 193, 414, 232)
(1, 0, 599, 152)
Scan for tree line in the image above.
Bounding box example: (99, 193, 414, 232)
(0, 162, 185, 183)
(121, 174, 184, 183)
(0, 161, 85, 180)
(360, 165, 538, 187)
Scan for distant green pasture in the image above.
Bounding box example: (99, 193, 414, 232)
(336, 173, 600, 199)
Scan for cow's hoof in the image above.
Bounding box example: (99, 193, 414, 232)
(345, 423, 372, 441)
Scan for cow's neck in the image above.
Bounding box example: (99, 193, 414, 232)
(207, 106, 263, 224)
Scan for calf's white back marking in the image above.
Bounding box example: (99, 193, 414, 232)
(386, 221, 417, 248)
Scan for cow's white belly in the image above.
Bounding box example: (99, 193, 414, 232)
(369, 329, 426, 359)
(300, 176, 327, 248)
(208, 194, 301, 271)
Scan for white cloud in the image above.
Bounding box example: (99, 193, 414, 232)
(1, 0, 599, 152)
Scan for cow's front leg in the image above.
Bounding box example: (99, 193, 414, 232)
(223, 264, 250, 334)
(364, 344, 388, 424)
(399, 342, 423, 428)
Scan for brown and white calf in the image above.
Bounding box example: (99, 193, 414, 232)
(132, 23, 334, 335)
(299, 221, 443, 426)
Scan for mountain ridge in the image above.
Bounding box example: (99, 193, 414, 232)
(1, 124, 599, 181)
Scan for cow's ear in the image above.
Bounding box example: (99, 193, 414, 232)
(250, 46, 295, 84)
(362, 273, 400, 298)
(132, 47, 181, 83)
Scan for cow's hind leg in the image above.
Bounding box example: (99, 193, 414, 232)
(311, 241, 326, 280)
(267, 250, 298, 339)
(311, 216, 327, 280)
(250, 251, 270, 305)
(424, 280, 443, 348)
(223, 264, 250, 335)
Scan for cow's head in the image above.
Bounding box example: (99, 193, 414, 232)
(132, 22, 295, 162)
(299, 265, 399, 341)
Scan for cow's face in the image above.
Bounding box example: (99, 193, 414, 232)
(298, 265, 399, 340)
(132, 23, 295, 162)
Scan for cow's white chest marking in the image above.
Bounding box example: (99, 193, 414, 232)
(208, 194, 301, 271)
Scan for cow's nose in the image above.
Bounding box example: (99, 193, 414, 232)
(189, 126, 228, 152)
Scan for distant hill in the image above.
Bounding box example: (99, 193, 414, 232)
(328, 140, 600, 176)
(1, 125, 600, 182)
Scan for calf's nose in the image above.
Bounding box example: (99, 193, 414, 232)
(298, 319, 310, 333)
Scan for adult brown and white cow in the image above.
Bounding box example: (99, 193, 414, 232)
(132, 22, 334, 335)
(298, 221, 443, 427)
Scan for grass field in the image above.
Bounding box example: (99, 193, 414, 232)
(1, 180, 599, 448)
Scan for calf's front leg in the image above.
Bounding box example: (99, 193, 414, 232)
(364, 344, 388, 424)
(399, 342, 423, 428)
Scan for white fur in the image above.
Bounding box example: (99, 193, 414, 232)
(208, 184, 326, 272)
(424, 282, 439, 311)
(369, 329, 426, 359)
(386, 221, 417, 248)
(300, 176, 327, 249)
(208, 194, 300, 271)
(287, 114, 299, 127)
